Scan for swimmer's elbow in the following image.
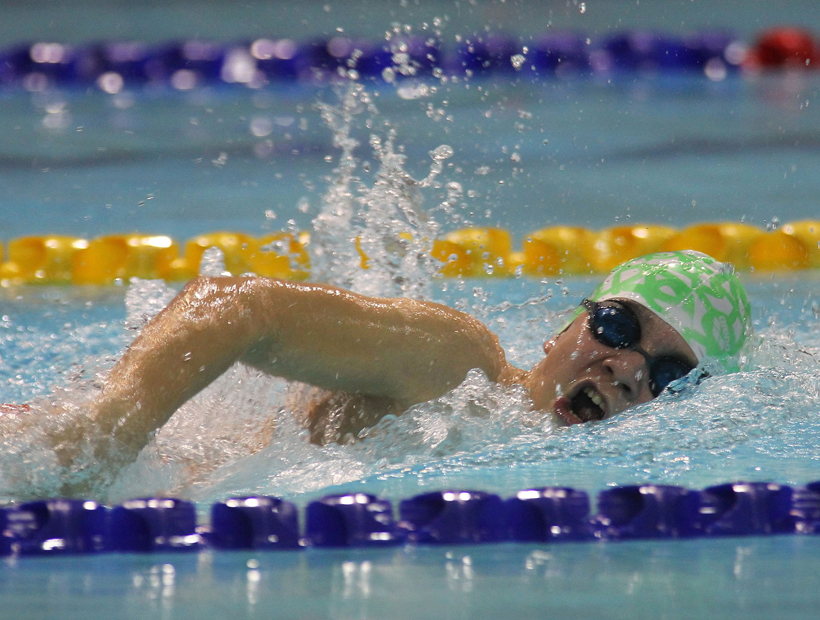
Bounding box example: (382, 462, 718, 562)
(179, 275, 265, 312)
(171, 275, 273, 347)
(179, 274, 251, 299)
(176, 275, 230, 308)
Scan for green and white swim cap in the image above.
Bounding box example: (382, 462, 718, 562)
(588, 250, 752, 372)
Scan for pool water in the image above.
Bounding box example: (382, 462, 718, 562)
(4, 72, 820, 241)
(3, 1, 820, 617)
(2, 74, 820, 615)
(2, 269, 820, 506)
(3, 537, 820, 620)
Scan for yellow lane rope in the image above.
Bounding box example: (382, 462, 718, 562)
(3, 221, 817, 285)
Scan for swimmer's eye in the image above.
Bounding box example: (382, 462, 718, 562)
(583, 299, 696, 397)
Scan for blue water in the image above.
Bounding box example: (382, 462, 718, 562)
(4, 80, 820, 619)
(3, 0, 820, 618)
(3, 74, 820, 241)
(4, 537, 820, 620)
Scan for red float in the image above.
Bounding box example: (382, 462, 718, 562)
(746, 27, 818, 69)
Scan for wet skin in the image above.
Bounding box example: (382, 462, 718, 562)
(39, 277, 698, 476)
(524, 300, 698, 425)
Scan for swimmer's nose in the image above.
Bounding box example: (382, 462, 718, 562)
(602, 349, 649, 403)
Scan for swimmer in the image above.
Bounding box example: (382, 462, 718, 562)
(44, 250, 750, 474)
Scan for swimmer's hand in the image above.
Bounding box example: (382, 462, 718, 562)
(0, 401, 124, 496)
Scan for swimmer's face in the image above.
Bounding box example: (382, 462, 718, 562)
(527, 299, 698, 425)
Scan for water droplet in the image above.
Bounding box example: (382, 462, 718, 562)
(430, 144, 454, 161)
(199, 247, 230, 276)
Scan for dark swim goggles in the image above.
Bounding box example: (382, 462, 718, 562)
(582, 299, 695, 397)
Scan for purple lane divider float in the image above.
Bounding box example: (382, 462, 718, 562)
(455, 35, 518, 76)
(592, 485, 699, 540)
(0, 507, 10, 556)
(691, 482, 794, 536)
(250, 38, 321, 81)
(0, 42, 98, 86)
(209, 496, 300, 550)
(109, 497, 202, 552)
(504, 487, 592, 542)
(599, 31, 694, 72)
(399, 490, 505, 544)
(323, 38, 393, 78)
(305, 493, 404, 547)
(790, 482, 820, 534)
(0, 499, 108, 555)
(525, 32, 591, 77)
(595, 30, 740, 74)
(251, 36, 440, 81)
(98, 41, 159, 83)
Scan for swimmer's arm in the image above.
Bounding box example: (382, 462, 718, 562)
(90, 276, 513, 459)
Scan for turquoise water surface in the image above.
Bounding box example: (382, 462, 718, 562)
(2, 0, 820, 618)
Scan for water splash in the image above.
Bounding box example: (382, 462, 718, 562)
(197, 246, 231, 278)
(124, 278, 177, 331)
(310, 81, 453, 299)
(309, 83, 365, 288)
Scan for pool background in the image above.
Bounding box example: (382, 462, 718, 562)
(0, 0, 819, 242)
(2, 0, 820, 618)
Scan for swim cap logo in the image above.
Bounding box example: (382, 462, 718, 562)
(712, 315, 730, 352)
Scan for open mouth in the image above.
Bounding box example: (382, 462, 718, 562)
(569, 385, 607, 422)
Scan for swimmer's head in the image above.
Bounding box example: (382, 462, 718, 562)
(528, 250, 751, 425)
(584, 250, 752, 372)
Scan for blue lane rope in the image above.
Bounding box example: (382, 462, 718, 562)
(2, 481, 819, 556)
(0, 30, 752, 91)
